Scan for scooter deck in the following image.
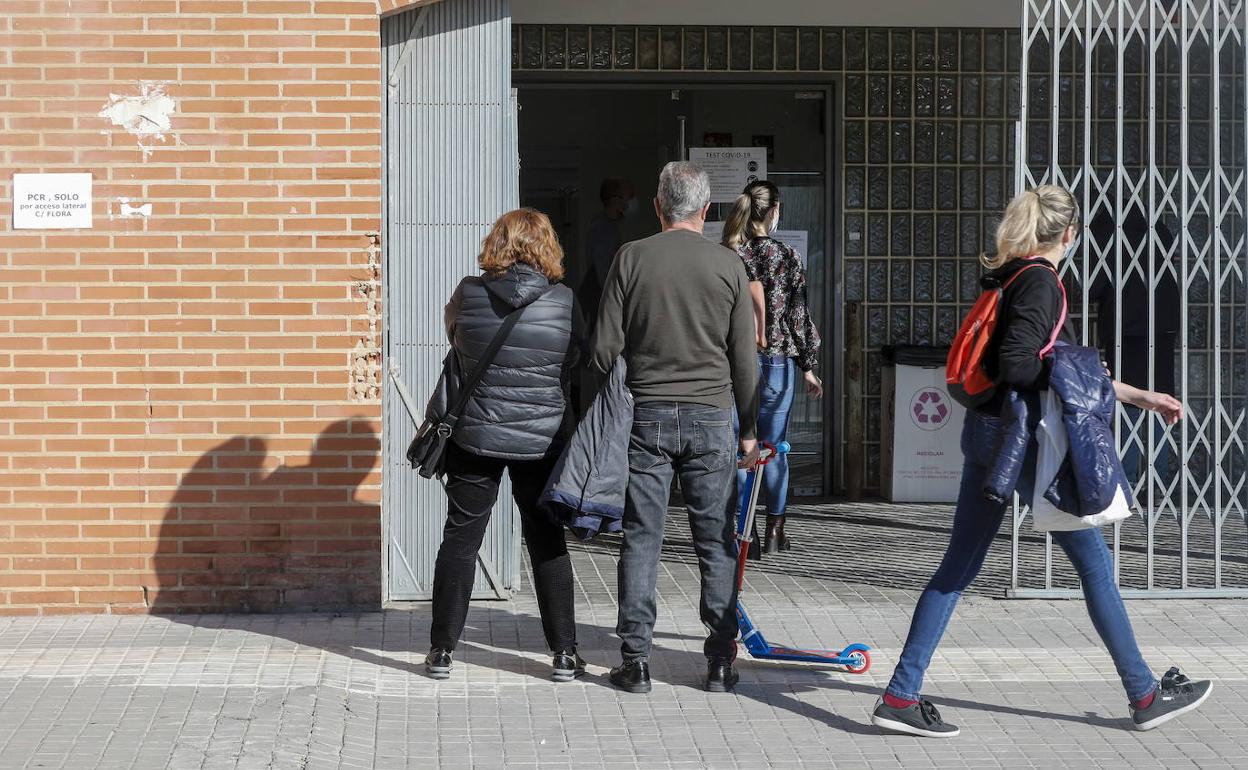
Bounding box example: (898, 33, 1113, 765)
(736, 601, 871, 672)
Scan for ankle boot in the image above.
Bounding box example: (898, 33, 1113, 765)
(763, 514, 791, 554)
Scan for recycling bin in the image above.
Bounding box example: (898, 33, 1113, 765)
(880, 345, 966, 503)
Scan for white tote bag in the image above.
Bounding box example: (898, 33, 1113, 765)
(1031, 389, 1133, 532)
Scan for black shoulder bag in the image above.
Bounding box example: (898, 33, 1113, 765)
(406, 295, 542, 479)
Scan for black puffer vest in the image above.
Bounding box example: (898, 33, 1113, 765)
(444, 264, 576, 460)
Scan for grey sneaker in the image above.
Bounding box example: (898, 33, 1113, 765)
(1131, 667, 1213, 731)
(425, 648, 453, 680)
(871, 697, 961, 738)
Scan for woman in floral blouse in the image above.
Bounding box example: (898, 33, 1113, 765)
(722, 180, 822, 553)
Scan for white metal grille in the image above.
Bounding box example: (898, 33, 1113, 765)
(1014, 0, 1248, 596)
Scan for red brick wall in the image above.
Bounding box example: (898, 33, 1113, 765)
(0, 0, 430, 614)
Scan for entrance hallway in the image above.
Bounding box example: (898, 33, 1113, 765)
(2, 502, 1244, 769)
(518, 84, 833, 496)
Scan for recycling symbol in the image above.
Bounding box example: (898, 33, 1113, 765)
(911, 388, 950, 431)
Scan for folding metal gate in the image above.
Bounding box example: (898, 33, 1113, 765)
(1013, 0, 1248, 596)
(382, 0, 520, 601)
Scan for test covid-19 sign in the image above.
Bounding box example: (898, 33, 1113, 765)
(12, 173, 93, 229)
(689, 147, 768, 204)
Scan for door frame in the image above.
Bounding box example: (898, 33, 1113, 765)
(514, 72, 845, 496)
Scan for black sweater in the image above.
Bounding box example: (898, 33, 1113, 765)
(980, 257, 1077, 414)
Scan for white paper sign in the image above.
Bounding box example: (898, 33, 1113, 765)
(773, 230, 808, 267)
(702, 221, 808, 267)
(689, 147, 768, 203)
(702, 220, 725, 244)
(13, 173, 92, 229)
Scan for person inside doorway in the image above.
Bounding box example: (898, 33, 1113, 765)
(425, 209, 584, 684)
(721, 180, 823, 554)
(1086, 203, 1181, 488)
(593, 161, 760, 695)
(579, 177, 637, 335)
(871, 186, 1211, 738)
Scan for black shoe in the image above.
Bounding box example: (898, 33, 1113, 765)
(552, 650, 587, 683)
(763, 514, 791, 554)
(425, 648, 453, 680)
(609, 659, 652, 694)
(705, 657, 740, 693)
(1131, 667, 1213, 731)
(871, 697, 960, 738)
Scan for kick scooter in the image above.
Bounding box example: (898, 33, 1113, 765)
(734, 441, 872, 673)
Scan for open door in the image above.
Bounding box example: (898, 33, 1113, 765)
(382, 0, 519, 601)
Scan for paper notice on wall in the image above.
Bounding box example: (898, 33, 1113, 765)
(702, 221, 808, 268)
(12, 173, 93, 229)
(689, 147, 767, 203)
(773, 230, 808, 267)
(702, 220, 725, 244)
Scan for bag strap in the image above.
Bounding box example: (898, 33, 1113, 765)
(1000, 260, 1068, 358)
(446, 285, 554, 421)
(1040, 274, 1068, 358)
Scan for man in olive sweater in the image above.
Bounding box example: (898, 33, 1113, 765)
(593, 161, 760, 694)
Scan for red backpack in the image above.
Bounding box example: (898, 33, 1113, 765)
(946, 261, 1067, 409)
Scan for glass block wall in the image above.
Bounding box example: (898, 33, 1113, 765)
(513, 25, 1022, 493)
(838, 29, 1020, 491)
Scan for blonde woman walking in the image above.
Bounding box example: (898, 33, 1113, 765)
(871, 186, 1211, 738)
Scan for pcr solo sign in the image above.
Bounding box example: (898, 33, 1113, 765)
(12, 173, 93, 229)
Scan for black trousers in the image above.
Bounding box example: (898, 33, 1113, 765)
(430, 442, 576, 653)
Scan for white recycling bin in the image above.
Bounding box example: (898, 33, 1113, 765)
(881, 346, 967, 503)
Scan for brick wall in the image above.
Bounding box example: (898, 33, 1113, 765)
(0, 0, 431, 614)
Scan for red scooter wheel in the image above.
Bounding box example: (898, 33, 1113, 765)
(844, 649, 871, 674)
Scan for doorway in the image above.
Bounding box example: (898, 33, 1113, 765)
(517, 82, 837, 497)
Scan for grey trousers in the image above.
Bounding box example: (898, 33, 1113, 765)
(617, 401, 740, 661)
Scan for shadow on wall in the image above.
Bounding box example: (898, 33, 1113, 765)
(149, 418, 382, 614)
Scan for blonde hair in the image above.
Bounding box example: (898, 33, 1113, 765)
(478, 208, 565, 281)
(722, 180, 779, 250)
(983, 185, 1080, 269)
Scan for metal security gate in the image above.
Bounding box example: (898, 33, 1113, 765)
(1013, 0, 1248, 596)
(382, 0, 520, 601)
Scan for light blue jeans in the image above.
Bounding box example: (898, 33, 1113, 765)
(885, 410, 1158, 703)
(742, 355, 798, 516)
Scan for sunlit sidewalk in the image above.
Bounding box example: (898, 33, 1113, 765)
(1, 505, 1245, 769)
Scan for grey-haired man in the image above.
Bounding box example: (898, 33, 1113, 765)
(592, 161, 760, 694)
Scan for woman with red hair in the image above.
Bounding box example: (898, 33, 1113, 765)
(425, 208, 584, 683)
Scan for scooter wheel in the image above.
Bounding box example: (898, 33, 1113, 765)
(844, 649, 871, 674)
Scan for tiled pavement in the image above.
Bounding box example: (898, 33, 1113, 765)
(1, 503, 1246, 769)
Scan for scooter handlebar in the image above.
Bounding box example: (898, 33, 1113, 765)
(750, 441, 791, 465)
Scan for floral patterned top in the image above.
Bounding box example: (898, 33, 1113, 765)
(737, 236, 821, 373)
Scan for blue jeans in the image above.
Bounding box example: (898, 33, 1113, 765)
(885, 410, 1157, 703)
(739, 355, 798, 515)
(618, 402, 740, 661)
